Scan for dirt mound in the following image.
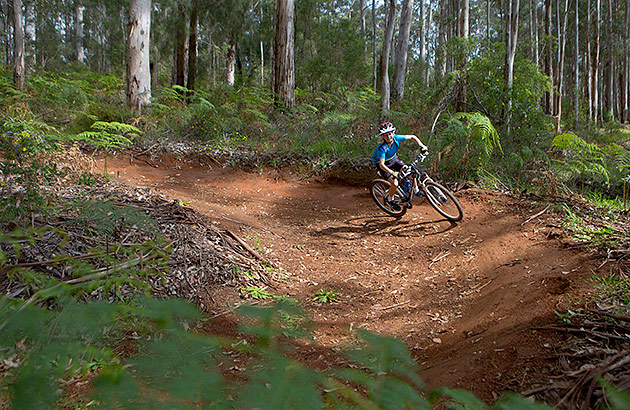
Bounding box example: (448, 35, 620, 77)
(103, 150, 607, 403)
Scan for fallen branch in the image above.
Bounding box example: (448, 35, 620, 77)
(378, 300, 409, 311)
(223, 228, 276, 268)
(0, 252, 101, 276)
(429, 251, 450, 268)
(521, 205, 551, 226)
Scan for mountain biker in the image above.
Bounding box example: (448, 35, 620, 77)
(372, 122, 427, 211)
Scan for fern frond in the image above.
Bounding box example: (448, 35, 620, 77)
(452, 112, 502, 154)
(90, 121, 141, 137)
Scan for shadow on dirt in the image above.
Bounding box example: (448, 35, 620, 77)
(311, 216, 459, 240)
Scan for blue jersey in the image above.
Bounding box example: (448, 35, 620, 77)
(372, 135, 406, 164)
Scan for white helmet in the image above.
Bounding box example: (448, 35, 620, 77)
(379, 122, 396, 135)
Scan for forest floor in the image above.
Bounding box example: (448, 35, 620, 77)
(103, 151, 606, 403)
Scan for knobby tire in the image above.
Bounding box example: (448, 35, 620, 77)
(423, 181, 464, 222)
(370, 179, 407, 217)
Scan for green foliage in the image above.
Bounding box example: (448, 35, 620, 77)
(436, 112, 501, 178)
(312, 288, 339, 303)
(75, 121, 141, 151)
(2, 296, 616, 410)
(551, 132, 610, 185)
(0, 109, 63, 225)
(431, 388, 555, 409)
(587, 272, 630, 314)
(242, 285, 274, 300)
(69, 199, 159, 240)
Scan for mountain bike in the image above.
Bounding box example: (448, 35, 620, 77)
(370, 150, 464, 221)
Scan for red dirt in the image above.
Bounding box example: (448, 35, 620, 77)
(104, 152, 603, 402)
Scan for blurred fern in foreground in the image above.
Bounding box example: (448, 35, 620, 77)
(1, 297, 611, 410)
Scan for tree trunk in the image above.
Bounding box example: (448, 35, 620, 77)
(505, 0, 520, 132)
(438, 0, 447, 78)
(380, 0, 396, 113)
(587, 0, 593, 120)
(127, 0, 151, 111)
(487, 0, 491, 49)
(273, 0, 295, 109)
(574, 0, 580, 128)
(623, 0, 629, 123)
(393, 0, 414, 102)
(360, 0, 366, 44)
(174, 0, 187, 87)
(592, 0, 601, 124)
(372, 0, 377, 90)
(186, 0, 198, 91)
(606, 0, 614, 121)
(76, 4, 84, 63)
(427, 0, 433, 84)
(419, 0, 426, 86)
(556, 0, 569, 132)
(13, 0, 25, 91)
(457, 0, 469, 111)
(544, 0, 553, 114)
(24, 0, 35, 69)
(226, 37, 236, 86)
(533, 0, 539, 66)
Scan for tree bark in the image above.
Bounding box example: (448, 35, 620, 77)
(606, 0, 614, 121)
(372, 0, 377, 90)
(544, 0, 553, 114)
(360, 0, 366, 44)
(226, 36, 236, 86)
(76, 4, 84, 63)
(427, 0, 433, 84)
(592, 0, 601, 124)
(556, 0, 569, 132)
(457, 0, 469, 111)
(24, 0, 35, 69)
(393, 0, 414, 102)
(13, 0, 25, 91)
(623, 0, 629, 122)
(574, 0, 580, 128)
(380, 0, 396, 113)
(505, 0, 520, 132)
(273, 0, 295, 109)
(438, 0, 447, 78)
(173, 0, 187, 87)
(186, 0, 198, 91)
(127, 0, 151, 111)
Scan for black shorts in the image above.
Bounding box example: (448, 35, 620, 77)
(376, 155, 405, 179)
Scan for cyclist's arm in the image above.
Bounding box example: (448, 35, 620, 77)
(378, 158, 397, 178)
(403, 135, 428, 151)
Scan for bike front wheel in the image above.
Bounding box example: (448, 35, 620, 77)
(369, 179, 407, 217)
(423, 181, 464, 222)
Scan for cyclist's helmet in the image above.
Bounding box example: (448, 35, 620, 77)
(379, 122, 396, 135)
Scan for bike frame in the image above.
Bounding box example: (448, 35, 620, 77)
(395, 152, 431, 206)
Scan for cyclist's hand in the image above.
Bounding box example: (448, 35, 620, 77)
(420, 146, 429, 154)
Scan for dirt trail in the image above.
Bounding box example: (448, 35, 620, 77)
(105, 152, 602, 401)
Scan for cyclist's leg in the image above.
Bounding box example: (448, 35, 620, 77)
(385, 157, 405, 200)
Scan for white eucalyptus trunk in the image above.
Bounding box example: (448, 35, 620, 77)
(24, 0, 35, 68)
(393, 0, 414, 101)
(76, 5, 85, 63)
(380, 0, 396, 113)
(556, 0, 569, 132)
(592, 0, 601, 123)
(127, 0, 151, 111)
(574, 0, 580, 128)
(273, 0, 295, 108)
(505, 0, 520, 132)
(13, 0, 25, 91)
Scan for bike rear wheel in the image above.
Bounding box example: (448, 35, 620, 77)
(423, 181, 464, 222)
(369, 179, 407, 217)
